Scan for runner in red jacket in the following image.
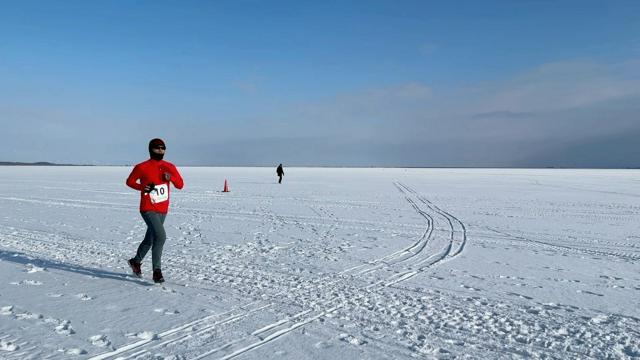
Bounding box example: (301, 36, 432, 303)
(126, 138, 184, 283)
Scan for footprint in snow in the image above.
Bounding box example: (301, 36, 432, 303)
(160, 355, 188, 360)
(506, 292, 533, 300)
(599, 275, 624, 280)
(76, 293, 93, 301)
(10, 280, 43, 286)
(419, 344, 450, 355)
(460, 284, 481, 292)
(0, 306, 14, 315)
(0, 340, 19, 352)
(590, 314, 611, 324)
(63, 348, 87, 355)
(525, 306, 543, 314)
(25, 264, 46, 273)
(88, 334, 111, 347)
(542, 302, 561, 310)
(576, 289, 604, 297)
(154, 308, 180, 315)
(314, 341, 333, 349)
(129, 331, 158, 340)
(159, 286, 177, 294)
(15, 312, 43, 320)
(338, 333, 366, 345)
(55, 321, 75, 335)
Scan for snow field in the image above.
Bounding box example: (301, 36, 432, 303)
(0, 167, 639, 359)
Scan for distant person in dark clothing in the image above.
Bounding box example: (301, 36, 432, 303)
(276, 164, 284, 184)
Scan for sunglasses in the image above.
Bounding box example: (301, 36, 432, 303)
(154, 146, 166, 150)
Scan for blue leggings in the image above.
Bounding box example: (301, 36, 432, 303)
(134, 211, 167, 270)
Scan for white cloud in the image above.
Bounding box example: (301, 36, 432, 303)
(246, 58, 640, 160)
(460, 59, 640, 114)
(2, 58, 638, 166)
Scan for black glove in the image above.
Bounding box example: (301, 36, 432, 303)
(144, 182, 156, 193)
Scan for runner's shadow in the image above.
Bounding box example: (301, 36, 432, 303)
(0, 249, 151, 286)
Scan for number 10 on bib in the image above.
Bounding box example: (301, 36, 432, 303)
(149, 183, 169, 204)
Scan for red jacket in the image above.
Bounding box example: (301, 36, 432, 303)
(126, 159, 184, 213)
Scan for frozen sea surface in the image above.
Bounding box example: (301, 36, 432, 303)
(0, 167, 638, 359)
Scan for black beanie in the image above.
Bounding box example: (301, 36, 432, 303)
(148, 138, 165, 160)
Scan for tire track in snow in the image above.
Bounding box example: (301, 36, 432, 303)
(0, 195, 425, 234)
(0, 189, 441, 360)
(86, 182, 468, 360)
(87, 302, 272, 360)
(203, 182, 467, 359)
(187, 182, 466, 360)
(483, 227, 640, 262)
(376, 182, 467, 285)
(345, 192, 435, 275)
(396, 182, 467, 257)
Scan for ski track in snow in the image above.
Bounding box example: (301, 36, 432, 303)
(84, 181, 467, 360)
(0, 168, 639, 359)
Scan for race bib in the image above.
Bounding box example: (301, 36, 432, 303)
(149, 183, 169, 204)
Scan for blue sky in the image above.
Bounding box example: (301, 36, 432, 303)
(1, 1, 639, 166)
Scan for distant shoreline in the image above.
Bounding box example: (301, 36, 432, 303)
(0, 161, 89, 166)
(0, 162, 638, 170)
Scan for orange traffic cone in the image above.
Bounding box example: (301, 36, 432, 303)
(223, 179, 229, 192)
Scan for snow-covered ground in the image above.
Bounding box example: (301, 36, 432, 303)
(0, 167, 639, 359)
